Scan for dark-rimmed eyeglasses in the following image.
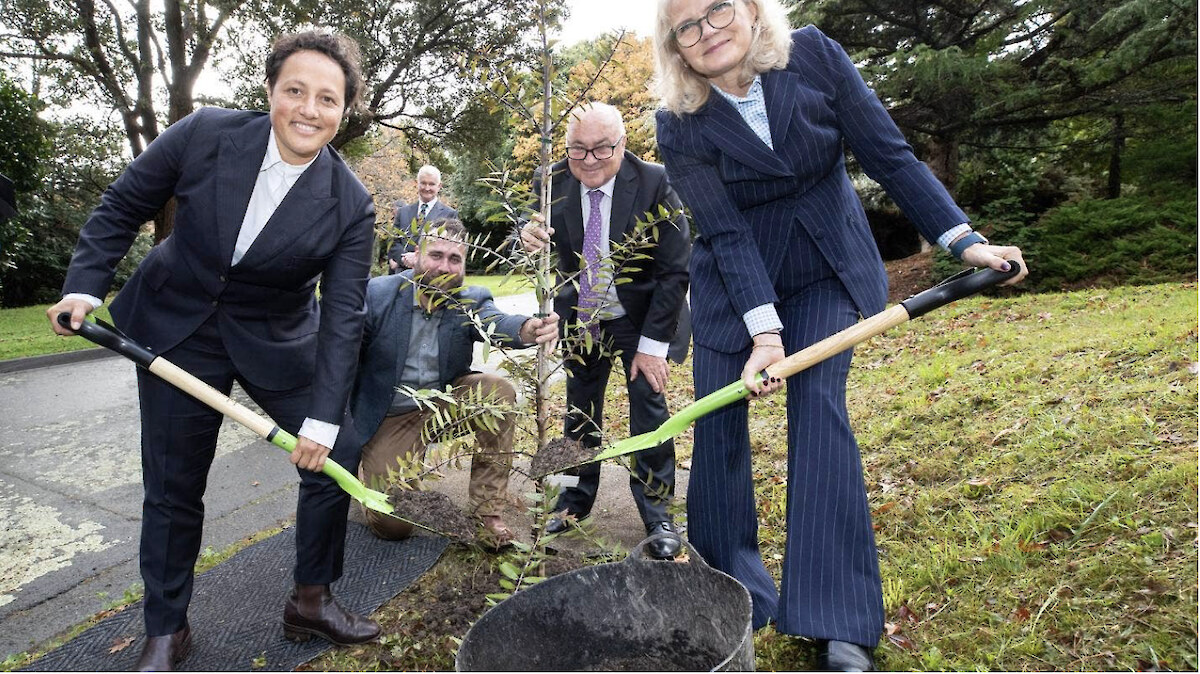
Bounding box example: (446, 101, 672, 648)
(566, 135, 625, 161)
(673, 0, 737, 49)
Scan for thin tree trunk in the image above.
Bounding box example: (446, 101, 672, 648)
(1107, 113, 1124, 200)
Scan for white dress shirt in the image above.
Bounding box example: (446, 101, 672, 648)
(579, 179, 670, 359)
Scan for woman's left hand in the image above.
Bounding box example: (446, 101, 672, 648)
(960, 243, 1029, 285)
(291, 435, 331, 473)
(743, 334, 786, 398)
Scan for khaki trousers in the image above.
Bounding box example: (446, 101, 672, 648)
(360, 372, 516, 539)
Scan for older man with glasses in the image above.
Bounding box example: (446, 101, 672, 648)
(520, 102, 692, 560)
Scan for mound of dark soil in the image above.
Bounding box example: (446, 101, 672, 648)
(529, 437, 601, 478)
(387, 488, 476, 543)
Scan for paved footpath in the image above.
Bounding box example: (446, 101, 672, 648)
(0, 292, 686, 659)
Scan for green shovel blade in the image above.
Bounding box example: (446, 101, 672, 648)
(270, 429, 395, 516)
(588, 377, 753, 463)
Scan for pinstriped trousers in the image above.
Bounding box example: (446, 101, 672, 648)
(687, 230, 885, 647)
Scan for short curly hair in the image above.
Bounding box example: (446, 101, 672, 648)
(265, 30, 366, 114)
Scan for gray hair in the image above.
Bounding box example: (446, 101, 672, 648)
(652, 0, 793, 115)
(416, 164, 442, 183)
(566, 101, 627, 140)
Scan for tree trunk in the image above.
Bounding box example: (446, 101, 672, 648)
(1107, 113, 1124, 199)
(925, 133, 960, 197)
(920, 133, 961, 251)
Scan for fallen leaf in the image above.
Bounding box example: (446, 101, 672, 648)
(1018, 540, 1048, 552)
(966, 477, 992, 487)
(109, 636, 135, 654)
(897, 604, 920, 624)
(1011, 605, 1031, 622)
(886, 632, 917, 652)
(1047, 527, 1072, 542)
(1037, 312, 1053, 321)
(251, 480, 261, 487)
(884, 622, 900, 635)
(872, 501, 897, 516)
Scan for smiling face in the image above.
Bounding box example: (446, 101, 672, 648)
(266, 49, 346, 165)
(414, 235, 466, 292)
(565, 108, 626, 190)
(668, 0, 759, 93)
(416, 172, 441, 203)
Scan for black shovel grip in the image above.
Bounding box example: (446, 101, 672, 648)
(900, 260, 1021, 320)
(57, 312, 157, 369)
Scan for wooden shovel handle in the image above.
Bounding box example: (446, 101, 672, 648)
(764, 305, 910, 380)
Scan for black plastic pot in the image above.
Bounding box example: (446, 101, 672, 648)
(456, 535, 754, 671)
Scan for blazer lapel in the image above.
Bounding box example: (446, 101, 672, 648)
(697, 93, 792, 178)
(763, 69, 798, 152)
(552, 171, 585, 268)
(609, 159, 638, 240)
(216, 116, 271, 268)
(237, 149, 339, 267)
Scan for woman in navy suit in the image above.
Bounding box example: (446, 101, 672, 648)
(49, 31, 380, 669)
(652, 0, 1027, 668)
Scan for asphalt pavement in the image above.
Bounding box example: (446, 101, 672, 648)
(0, 292, 687, 660)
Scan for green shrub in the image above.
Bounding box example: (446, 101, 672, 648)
(935, 192, 1197, 293)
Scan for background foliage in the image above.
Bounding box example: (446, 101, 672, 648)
(0, 0, 1192, 306)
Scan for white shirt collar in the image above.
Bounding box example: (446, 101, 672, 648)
(579, 175, 616, 201)
(261, 128, 317, 178)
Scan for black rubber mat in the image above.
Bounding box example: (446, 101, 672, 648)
(23, 523, 447, 671)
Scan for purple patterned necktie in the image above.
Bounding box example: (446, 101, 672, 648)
(577, 189, 604, 340)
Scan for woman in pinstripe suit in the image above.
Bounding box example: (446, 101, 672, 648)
(652, 0, 1027, 669)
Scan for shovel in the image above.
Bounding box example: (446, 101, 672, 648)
(531, 261, 1022, 478)
(56, 312, 397, 517)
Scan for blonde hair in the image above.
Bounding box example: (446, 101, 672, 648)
(652, 0, 794, 116)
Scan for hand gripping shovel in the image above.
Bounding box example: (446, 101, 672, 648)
(56, 312, 396, 517)
(530, 261, 1022, 478)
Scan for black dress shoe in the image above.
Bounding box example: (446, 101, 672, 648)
(282, 584, 381, 646)
(135, 623, 192, 672)
(816, 640, 875, 671)
(543, 516, 571, 535)
(644, 521, 682, 559)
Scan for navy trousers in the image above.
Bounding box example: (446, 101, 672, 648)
(687, 230, 884, 647)
(135, 314, 359, 636)
(554, 315, 675, 527)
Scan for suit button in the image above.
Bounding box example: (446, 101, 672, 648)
(211, 300, 218, 306)
(218, 275, 227, 283)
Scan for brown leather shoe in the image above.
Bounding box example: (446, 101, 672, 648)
(135, 623, 192, 672)
(282, 584, 381, 646)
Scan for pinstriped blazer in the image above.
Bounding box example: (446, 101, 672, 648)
(63, 108, 375, 423)
(656, 25, 967, 353)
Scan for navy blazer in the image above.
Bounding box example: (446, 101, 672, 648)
(348, 271, 529, 446)
(656, 25, 967, 353)
(536, 152, 692, 361)
(387, 200, 459, 264)
(63, 108, 375, 423)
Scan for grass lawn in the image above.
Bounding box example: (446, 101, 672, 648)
(463, 274, 533, 297)
(0, 304, 114, 361)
